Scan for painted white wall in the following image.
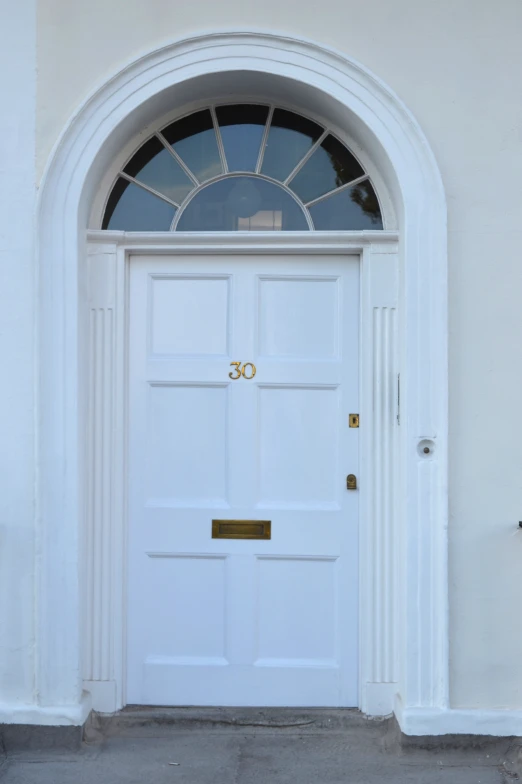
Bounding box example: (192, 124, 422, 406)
(0, 0, 37, 709)
(32, 0, 522, 711)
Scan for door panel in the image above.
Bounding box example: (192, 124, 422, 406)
(257, 385, 339, 507)
(146, 383, 228, 507)
(257, 276, 339, 358)
(127, 254, 359, 707)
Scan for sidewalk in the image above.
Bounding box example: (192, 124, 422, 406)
(0, 709, 518, 783)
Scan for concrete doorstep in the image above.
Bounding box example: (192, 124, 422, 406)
(0, 709, 521, 783)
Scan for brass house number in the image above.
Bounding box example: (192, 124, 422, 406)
(229, 361, 257, 380)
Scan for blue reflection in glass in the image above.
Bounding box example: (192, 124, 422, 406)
(309, 180, 383, 230)
(261, 109, 323, 183)
(124, 136, 193, 204)
(104, 178, 176, 231)
(176, 176, 309, 231)
(216, 105, 269, 172)
(289, 135, 364, 204)
(162, 110, 222, 183)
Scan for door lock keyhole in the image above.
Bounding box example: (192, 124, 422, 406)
(346, 474, 357, 490)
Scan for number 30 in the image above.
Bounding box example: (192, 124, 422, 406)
(229, 361, 257, 380)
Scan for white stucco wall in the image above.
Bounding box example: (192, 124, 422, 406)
(0, 0, 36, 709)
(33, 0, 522, 711)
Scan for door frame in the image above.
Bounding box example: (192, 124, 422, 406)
(83, 230, 399, 714)
(36, 33, 448, 733)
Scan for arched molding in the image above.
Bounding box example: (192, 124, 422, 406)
(36, 32, 448, 731)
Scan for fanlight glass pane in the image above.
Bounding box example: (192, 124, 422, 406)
(176, 176, 309, 232)
(309, 179, 383, 230)
(289, 134, 364, 204)
(102, 178, 177, 231)
(101, 104, 385, 232)
(162, 110, 222, 182)
(261, 109, 323, 182)
(216, 104, 269, 172)
(123, 136, 193, 204)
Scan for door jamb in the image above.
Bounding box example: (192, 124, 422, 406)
(83, 229, 399, 715)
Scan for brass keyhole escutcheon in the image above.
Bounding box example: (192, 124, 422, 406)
(229, 361, 257, 380)
(346, 474, 357, 490)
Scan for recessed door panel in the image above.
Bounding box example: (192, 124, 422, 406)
(258, 277, 339, 358)
(142, 554, 227, 663)
(145, 383, 228, 507)
(150, 275, 230, 356)
(255, 556, 338, 665)
(127, 254, 359, 707)
(257, 386, 339, 508)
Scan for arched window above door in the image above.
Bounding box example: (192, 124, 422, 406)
(102, 105, 384, 232)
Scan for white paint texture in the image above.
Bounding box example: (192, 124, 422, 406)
(35, 3, 522, 714)
(0, 0, 37, 711)
(36, 25, 448, 733)
(126, 254, 360, 708)
(82, 232, 400, 720)
(0, 0, 518, 729)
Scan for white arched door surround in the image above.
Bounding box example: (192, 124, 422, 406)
(36, 33, 448, 732)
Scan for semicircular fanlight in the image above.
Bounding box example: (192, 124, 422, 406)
(175, 175, 310, 232)
(102, 104, 384, 232)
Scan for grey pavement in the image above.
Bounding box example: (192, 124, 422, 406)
(0, 709, 520, 783)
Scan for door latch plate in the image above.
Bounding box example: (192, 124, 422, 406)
(346, 474, 357, 490)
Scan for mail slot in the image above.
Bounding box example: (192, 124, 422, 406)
(212, 520, 271, 540)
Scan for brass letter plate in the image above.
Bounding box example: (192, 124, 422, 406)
(212, 520, 271, 540)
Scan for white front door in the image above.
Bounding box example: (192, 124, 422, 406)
(127, 253, 359, 706)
